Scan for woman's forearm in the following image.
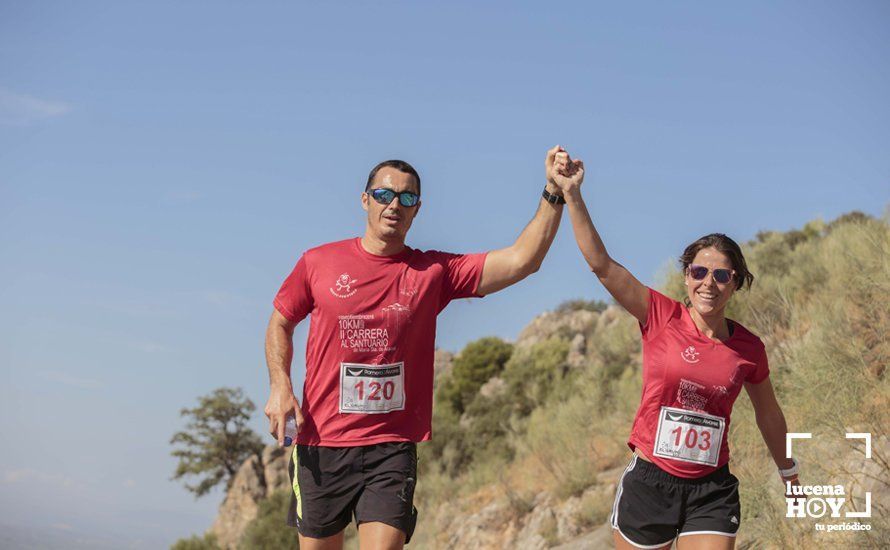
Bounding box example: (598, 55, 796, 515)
(564, 188, 611, 275)
(756, 406, 795, 471)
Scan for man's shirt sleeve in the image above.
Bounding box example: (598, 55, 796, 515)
(273, 254, 314, 324)
(436, 251, 488, 310)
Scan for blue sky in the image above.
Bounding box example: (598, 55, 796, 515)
(1, 1, 888, 547)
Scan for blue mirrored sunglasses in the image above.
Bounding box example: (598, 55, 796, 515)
(370, 188, 420, 207)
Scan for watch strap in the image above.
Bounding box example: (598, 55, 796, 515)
(542, 188, 566, 205)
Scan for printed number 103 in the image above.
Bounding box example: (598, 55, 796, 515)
(671, 426, 711, 451)
(355, 380, 395, 401)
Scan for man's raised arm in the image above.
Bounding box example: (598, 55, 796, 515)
(476, 145, 575, 295)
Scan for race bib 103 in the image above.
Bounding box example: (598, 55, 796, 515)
(339, 362, 406, 414)
(653, 406, 725, 466)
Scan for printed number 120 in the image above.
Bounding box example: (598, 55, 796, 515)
(355, 380, 395, 401)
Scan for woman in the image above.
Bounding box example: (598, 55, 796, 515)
(548, 149, 799, 550)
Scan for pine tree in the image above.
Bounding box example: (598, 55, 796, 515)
(170, 387, 264, 497)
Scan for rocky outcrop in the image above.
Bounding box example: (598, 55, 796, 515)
(514, 306, 631, 370)
(209, 446, 289, 549)
(567, 333, 587, 369)
(552, 524, 614, 550)
(442, 500, 510, 549)
(261, 446, 291, 495)
(209, 455, 264, 549)
(422, 465, 626, 549)
(515, 309, 599, 351)
(478, 376, 506, 398)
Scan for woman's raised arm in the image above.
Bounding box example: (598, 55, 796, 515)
(551, 151, 649, 324)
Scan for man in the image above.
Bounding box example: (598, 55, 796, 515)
(265, 146, 582, 550)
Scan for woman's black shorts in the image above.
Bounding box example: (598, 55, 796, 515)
(610, 455, 741, 548)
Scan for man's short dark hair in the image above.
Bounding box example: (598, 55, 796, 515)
(365, 160, 421, 196)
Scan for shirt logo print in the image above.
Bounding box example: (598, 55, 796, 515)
(399, 269, 418, 297)
(330, 273, 359, 298)
(681, 345, 701, 364)
(382, 302, 411, 333)
(677, 378, 708, 410)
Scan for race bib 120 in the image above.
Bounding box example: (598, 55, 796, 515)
(339, 362, 406, 414)
(653, 406, 725, 466)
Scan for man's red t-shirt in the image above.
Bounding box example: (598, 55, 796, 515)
(273, 238, 487, 446)
(628, 288, 770, 478)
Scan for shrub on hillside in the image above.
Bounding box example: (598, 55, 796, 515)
(437, 337, 513, 414)
(239, 490, 297, 550)
(425, 395, 470, 475)
(824, 210, 871, 233)
(461, 390, 517, 465)
(555, 298, 609, 314)
(171, 533, 220, 550)
(584, 313, 639, 389)
(427, 337, 574, 477)
(502, 337, 570, 414)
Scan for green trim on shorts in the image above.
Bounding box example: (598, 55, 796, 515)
(291, 445, 302, 519)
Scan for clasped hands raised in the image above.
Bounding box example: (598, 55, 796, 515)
(545, 144, 585, 196)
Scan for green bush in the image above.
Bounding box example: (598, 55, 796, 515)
(425, 395, 469, 474)
(461, 391, 517, 465)
(438, 337, 513, 414)
(522, 394, 601, 497)
(584, 313, 639, 393)
(502, 337, 570, 414)
(555, 298, 609, 314)
(171, 533, 220, 550)
(239, 490, 298, 550)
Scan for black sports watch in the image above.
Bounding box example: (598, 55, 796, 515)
(542, 187, 566, 205)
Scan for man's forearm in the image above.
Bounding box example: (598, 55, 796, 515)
(509, 186, 564, 275)
(476, 168, 568, 296)
(265, 324, 295, 389)
(264, 316, 303, 444)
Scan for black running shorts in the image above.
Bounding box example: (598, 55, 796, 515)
(610, 455, 741, 548)
(287, 442, 418, 543)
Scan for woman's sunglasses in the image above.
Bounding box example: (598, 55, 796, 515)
(369, 188, 420, 207)
(687, 264, 735, 284)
